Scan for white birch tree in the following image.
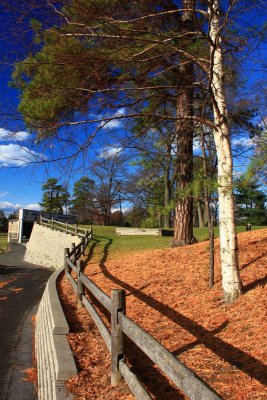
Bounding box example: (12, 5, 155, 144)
(208, 0, 243, 301)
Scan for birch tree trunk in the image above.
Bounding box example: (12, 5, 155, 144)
(209, 0, 242, 302)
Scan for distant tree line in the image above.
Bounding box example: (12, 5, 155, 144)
(40, 156, 267, 228)
(0, 211, 18, 232)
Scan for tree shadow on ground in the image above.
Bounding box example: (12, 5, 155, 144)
(240, 250, 267, 270)
(0, 265, 28, 274)
(243, 275, 267, 293)
(82, 235, 101, 265)
(93, 238, 267, 389)
(125, 336, 186, 400)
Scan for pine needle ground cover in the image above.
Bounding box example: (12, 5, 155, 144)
(58, 229, 267, 400)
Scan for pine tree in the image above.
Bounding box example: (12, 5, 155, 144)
(235, 176, 267, 226)
(39, 178, 69, 215)
(71, 177, 95, 223)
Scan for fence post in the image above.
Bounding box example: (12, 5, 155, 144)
(75, 224, 78, 235)
(66, 221, 68, 233)
(111, 289, 126, 385)
(82, 237, 86, 255)
(64, 248, 70, 274)
(77, 260, 84, 309)
(71, 242, 76, 264)
(52, 217, 54, 229)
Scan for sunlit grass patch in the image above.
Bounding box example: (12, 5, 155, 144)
(0, 233, 8, 253)
(79, 225, 266, 262)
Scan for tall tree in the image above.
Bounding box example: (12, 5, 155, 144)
(0, 210, 8, 232)
(71, 177, 95, 223)
(235, 176, 267, 225)
(93, 154, 126, 226)
(127, 123, 178, 228)
(208, 0, 243, 301)
(171, 0, 195, 246)
(40, 177, 69, 215)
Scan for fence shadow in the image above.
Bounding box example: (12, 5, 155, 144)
(58, 274, 85, 335)
(95, 239, 267, 387)
(82, 235, 101, 265)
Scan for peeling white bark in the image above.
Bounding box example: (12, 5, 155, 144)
(209, 0, 242, 302)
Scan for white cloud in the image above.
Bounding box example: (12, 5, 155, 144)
(99, 145, 123, 158)
(0, 143, 44, 167)
(233, 171, 242, 177)
(112, 206, 129, 213)
(0, 201, 41, 213)
(24, 203, 41, 211)
(0, 191, 9, 198)
(231, 138, 255, 147)
(0, 128, 30, 142)
(100, 108, 126, 130)
(0, 201, 23, 211)
(101, 119, 122, 129)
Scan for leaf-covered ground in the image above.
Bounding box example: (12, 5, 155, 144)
(58, 229, 267, 400)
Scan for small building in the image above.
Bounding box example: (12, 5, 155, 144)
(8, 209, 76, 243)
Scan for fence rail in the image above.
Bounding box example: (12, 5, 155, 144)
(64, 239, 223, 400)
(40, 216, 89, 238)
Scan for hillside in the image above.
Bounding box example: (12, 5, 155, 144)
(59, 229, 267, 400)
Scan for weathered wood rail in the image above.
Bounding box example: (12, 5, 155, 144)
(64, 237, 223, 400)
(40, 216, 89, 238)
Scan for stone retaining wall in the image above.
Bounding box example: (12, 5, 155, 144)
(116, 227, 162, 236)
(36, 267, 77, 400)
(25, 223, 80, 269)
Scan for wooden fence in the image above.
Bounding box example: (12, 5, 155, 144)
(40, 216, 89, 238)
(64, 236, 223, 400)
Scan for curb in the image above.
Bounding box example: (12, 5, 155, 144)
(35, 267, 77, 400)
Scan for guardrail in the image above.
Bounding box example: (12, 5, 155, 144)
(40, 216, 89, 238)
(64, 244, 222, 400)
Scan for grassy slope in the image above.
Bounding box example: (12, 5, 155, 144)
(0, 233, 8, 253)
(81, 225, 266, 261)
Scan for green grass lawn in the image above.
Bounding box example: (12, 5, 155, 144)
(80, 225, 266, 261)
(0, 233, 8, 253)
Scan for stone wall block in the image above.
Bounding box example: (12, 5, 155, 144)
(36, 267, 77, 400)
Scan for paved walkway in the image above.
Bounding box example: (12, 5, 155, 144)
(0, 244, 52, 400)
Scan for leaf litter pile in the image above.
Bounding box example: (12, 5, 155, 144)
(58, 229, 267, 400)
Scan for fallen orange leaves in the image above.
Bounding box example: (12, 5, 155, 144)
(58, 229, 267, 400)
(0, 278, 16, 289)
(11, 287, 24, 293)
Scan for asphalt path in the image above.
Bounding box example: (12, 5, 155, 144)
(0, 244, 52, 400)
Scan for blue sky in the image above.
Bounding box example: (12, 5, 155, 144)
(0, 2, 266, 215)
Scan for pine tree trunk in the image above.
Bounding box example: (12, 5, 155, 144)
(209, 0, 242, 302)
(173, 197, 193, 245)
(172, 0, 194, 246)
